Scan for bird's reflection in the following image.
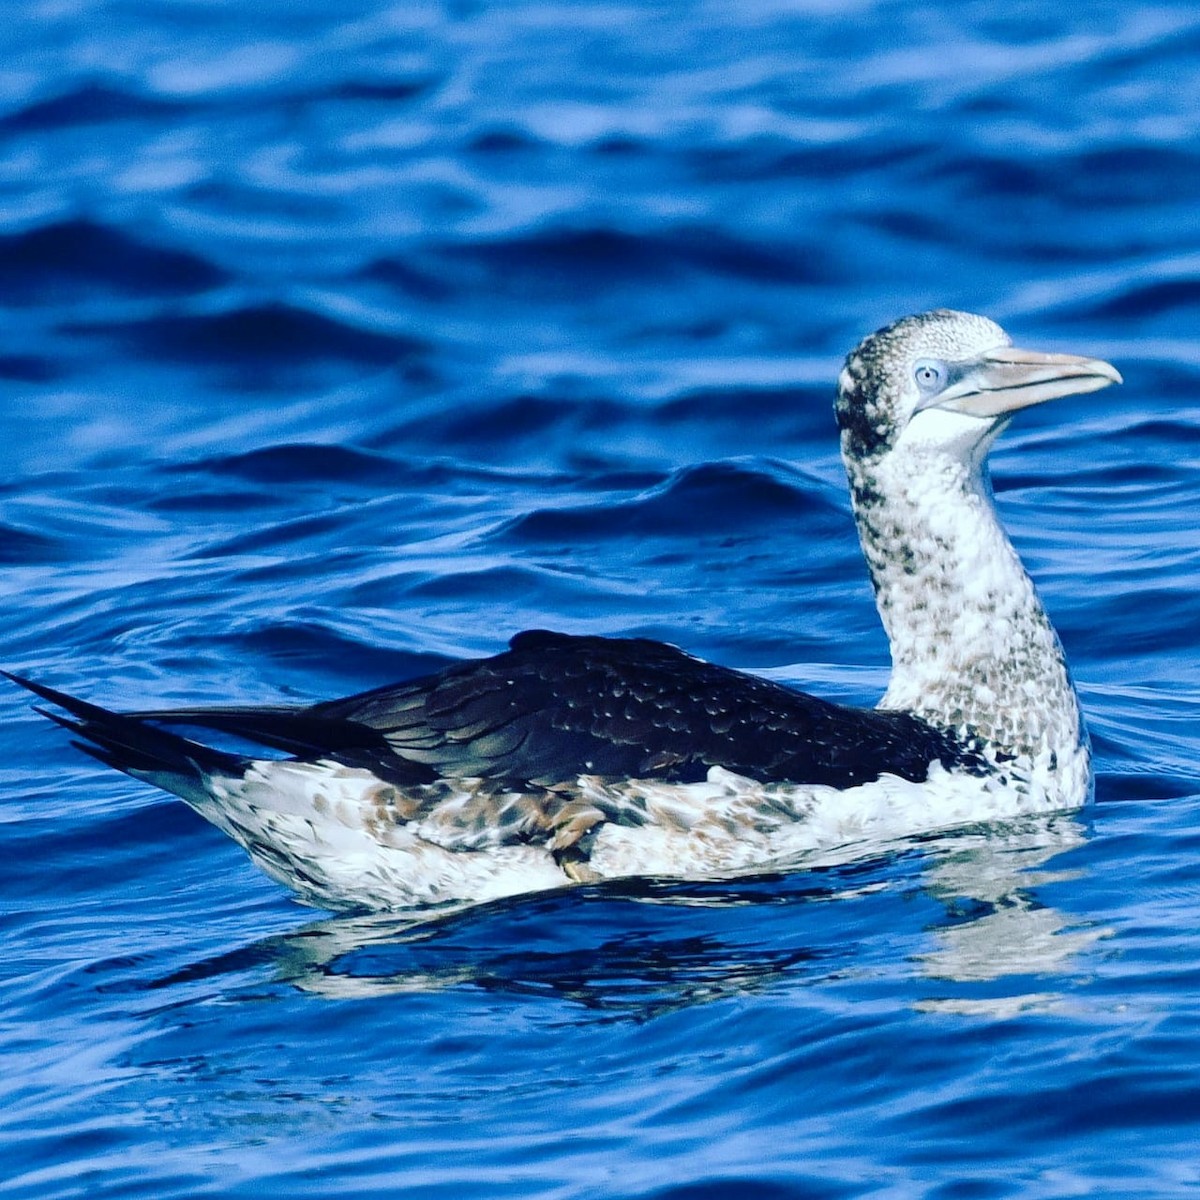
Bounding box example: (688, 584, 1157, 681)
(242, 884, 832, 1016)
(158, 814, 1107, 1017)
(912, 817, 1113, 1016)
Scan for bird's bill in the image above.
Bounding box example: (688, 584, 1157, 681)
(933, 346, 1123, 418)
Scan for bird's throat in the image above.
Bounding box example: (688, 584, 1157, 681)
(847, 446, 1085, 771)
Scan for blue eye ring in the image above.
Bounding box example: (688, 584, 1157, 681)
(913, 358, 947, 393)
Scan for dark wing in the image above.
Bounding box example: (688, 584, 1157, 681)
(123, 629, 981, 788)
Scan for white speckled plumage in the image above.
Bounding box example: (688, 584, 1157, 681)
(8, 309, 1122, 913)
(837, 310, 1116, 812)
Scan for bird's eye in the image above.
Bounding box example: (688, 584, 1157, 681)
(913, 359, 947, 393)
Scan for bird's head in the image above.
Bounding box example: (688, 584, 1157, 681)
(835, 309, 1121, 469)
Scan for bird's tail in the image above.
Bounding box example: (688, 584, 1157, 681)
(4, 671, 248, 804)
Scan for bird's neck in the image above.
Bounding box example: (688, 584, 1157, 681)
(845, 443, 1087, 786)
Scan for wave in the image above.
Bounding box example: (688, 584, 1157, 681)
(416, 225, 838, 292)
(0, 522, 67, 564)
(0, 219, 226, 301)
(0, 82, 186, 133)
(178, 442, 402, 486)
(500, 461, 843, 543)
(62, 300, 429, 370)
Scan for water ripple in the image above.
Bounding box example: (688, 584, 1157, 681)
(3, 1, 1200, 1197)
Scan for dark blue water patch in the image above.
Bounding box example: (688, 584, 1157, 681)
(466, 125, 547, 156)
(1057, 277, 1200, 323)
(997, 457, 1190, 493)
(1094, 361, 1200, 415)
(318, 75, 444, 105)
(0, 82, 188, 133)
(1105, 15, 1200, 67)
(403, 392, 615, 449)
(0, 219, 228, 305)
(376, 383, 837, 475)
(0, 495, 166, 564)
(186, 510, 350, 559)
(1079, 586, 1200, 659)
(628, 1178, 853, 1200)
(60, 302, 428, 376)
(182, 448, 582, 500)
(1069, 145, 1200, 209)
(859, 206, 960, 249)
(206, 621, 454, 688)
(1, 799, 213, 902)
(445, 227, 675, 290)
(909, 1063, 1200, 1145)
(912, 147, 1200, 259)
(969, 3, 1145, 47)
(177, 442, 404, 487)
(436, 224, 841, 295)
(0, 353, 63, 382)
(143, 486, 287, 515)
(921, 153, 1069, 206)
(996, 410, 1200, 482)
(680, 134, 931, 185)
(134, 937, 282, 994)
(178, 176, 354, 229)
(8, 1129, 154, 1200)
(0, 522, 68, 564)
(657, 385, 838, 448)
(921, 1183, 1011, 1200)
(358, 255, 455, 302)
(402, 564, 576, 603)
(337, 560, 573, 613)
(1094, 767, 1198, 804)
(1089, 698, 1200, 801)
(500, 462, 842, 543)
(568, 467, 672, 493)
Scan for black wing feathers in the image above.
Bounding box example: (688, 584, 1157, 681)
(311, 630, 977, 787)
(9, 631, 981, 791)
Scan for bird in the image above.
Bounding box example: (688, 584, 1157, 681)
(6, 309, 1121, 913)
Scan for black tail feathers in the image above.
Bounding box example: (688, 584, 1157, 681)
(4, 671, 245, 786)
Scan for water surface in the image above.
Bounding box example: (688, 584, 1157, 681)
(2, 2, 1199, 1196)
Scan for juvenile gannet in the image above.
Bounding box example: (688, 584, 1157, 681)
(6, 310, 1121, 912)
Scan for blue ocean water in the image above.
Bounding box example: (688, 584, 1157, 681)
(2, 0, 1200, 1195)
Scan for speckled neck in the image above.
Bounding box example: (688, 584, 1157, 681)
(843, 436, 1088, 790)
